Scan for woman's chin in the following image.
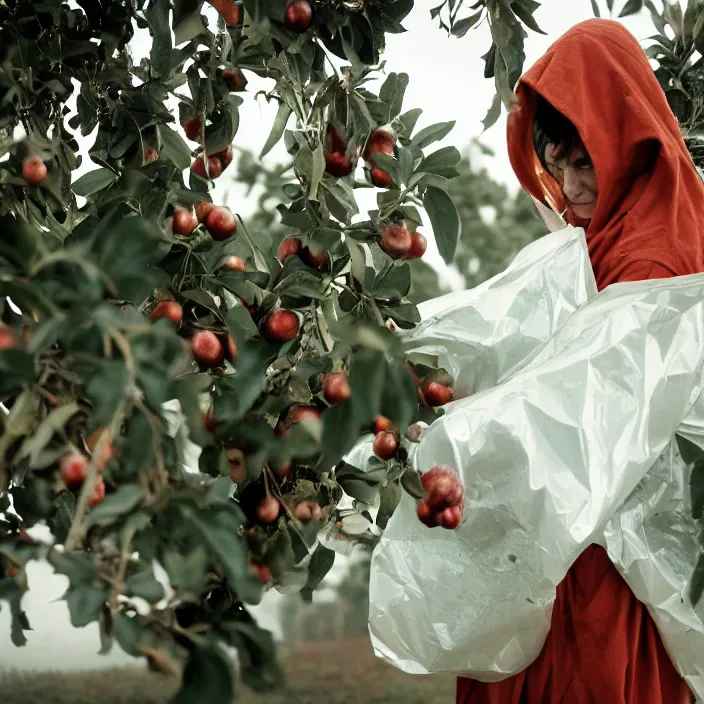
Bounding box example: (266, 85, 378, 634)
(571, 203, 596, 220)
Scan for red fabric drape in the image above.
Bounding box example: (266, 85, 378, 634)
(458, 18, 704, 703)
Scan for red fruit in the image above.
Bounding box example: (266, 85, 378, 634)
(172, 206, 198, 235)
(191, 155, 223, 180)
(184, 116, 203, 142)
(222, 69, 248, 92)
(89, 479, 106, 508)
(439, 504, 463, 530)
(323, 372, 351, 405)
(208, 0, 242, 26)
(373, 430, 398, 461)
(250, 561, 272, 584)
(22, 156, 48, 186)
(285, 404, 321, 428)
(406, 232, 427, 260)
(226, 446, 246, 483)
(144, 146, 159, 163)
(192, 330, 225, 369)
(0, 326, 17, 350)
(416, 499, 439, 528)
(60, 452, 88, 488)
(150, 300, 183, 324)
(216, 144, 233, 169)
(405, 423, 423, 442)
(294, 502, 313, 523)
(326, 126, 346, 153)
(224, 335, 237, 364)
(325, 151, 353, 177)
(277, 236, 300, 261)
(379, 222, 411, 259)
(373, 415, 394, 434)
(363, 128, 395, 161)
(423, 380, 453, 407)
(205, 206, 238, 240)
(195, 200, 215, 223)
(302, 246, 329, 270)
(261, 309, 300, 343)
(284, 0, 313, 33)
(222, 255, 246, 272)
(256, 495, 280, 524)
(370, 167, 392, 188)
(421, 466, 463, 510)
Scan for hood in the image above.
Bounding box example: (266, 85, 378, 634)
(507, 19, 704, 288)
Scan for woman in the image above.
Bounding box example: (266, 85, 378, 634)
(456, 18, 704, 704)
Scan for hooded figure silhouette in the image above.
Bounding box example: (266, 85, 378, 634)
(457, 18, 703, 704)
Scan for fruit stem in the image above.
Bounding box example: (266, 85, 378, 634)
(109, 525, 136, 613)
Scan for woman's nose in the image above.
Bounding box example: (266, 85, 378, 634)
(562, 168, 583, 202)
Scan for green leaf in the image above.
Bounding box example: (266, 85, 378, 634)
(379, 72, 410, 122)
(224, 620, 283, 691)
(126, 569, 165, 604)
(72, 168, 119, 197)
(423, 186, 460, 264)
(84, 485, 146, 528)
(17, 402, 80, 466)
(590, 0, 601, 16)
(619, 0, 643, 16)
(411, 121, 456, 149)
(114, 612, 145, 657)
(163, 546, 209, 595)
(377, 480, 402, 529)
(400, 468, 425, 499)
(300, 544, 335, 602)
(451, 9, 484, 37)
(260, 101, 293, 158)
(417, 146, 461, 177)
(181, 289, 224, 319)
(171, 644, 235, 704)
(510, 2, 546, 33)
(481, 93, 502, 132)
(146, 0, 174, 77)
(66, 584, 110, 628)
(159, 125, 192, 171)
(396, 108, 423, 139)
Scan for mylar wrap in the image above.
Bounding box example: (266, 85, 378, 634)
(365, 226, 704, 699)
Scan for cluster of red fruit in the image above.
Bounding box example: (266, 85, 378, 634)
(190, 143, 234, 181)
(379, 221, 427, 261)
(171, 200, 238, 240)
(276, 235, 329, 271)
(417, 465, 464, 530)
(363, 128, 395, 188)
(59, 433, 115, 509)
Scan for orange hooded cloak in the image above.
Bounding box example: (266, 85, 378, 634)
(457, 18, 704, 704)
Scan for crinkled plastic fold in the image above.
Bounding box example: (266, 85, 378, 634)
(365, 227, 704, 699)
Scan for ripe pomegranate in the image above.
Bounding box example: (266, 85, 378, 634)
(373, 415, 394, 434)
(192, 330, 225, 369)
(250, 561, 272, 583)
(172, 206, 198, 235)
(363, 128, 395, 161)
(150, 300, 183, 324)
(209, 0, 242, 26)
(216, 144, 233, 169)
(302, 246, 329, 270)
(222, 255, 246, 272)
(205, 206, 238, 240)
(195, 200, 215, 222)
(144, 146, 159, 163)
(422, 380, 453, 407)
(191, 155, 223, 180)
(323, 372, 351, 404)
(0, 326, 17, 350)
(379, 222, 411, 259)
(89, 478, 106, 508)
(256, 495, 280, 524)
(373, 431, 398, 461)
(261, 309, 299, 343)
(226, 446, 246, 484)
(222, 69, 247, 92)
(370, 167, 392, 188)
(224, 335, 237, 363)
(184, 116, 203, 142)
(325, 151, 353, 177)
(22, 156, 48, 185)
(60, 452, 88, 488)
(406, 232, 427, 260)
(277, 236, 300, 261)
(421, 466, 463, 510)
(284, 0, 313, 33)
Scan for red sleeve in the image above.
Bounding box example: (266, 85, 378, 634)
(615, 261, 678, 283)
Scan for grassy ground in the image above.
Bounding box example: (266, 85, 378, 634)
(0, 636, 456, 704)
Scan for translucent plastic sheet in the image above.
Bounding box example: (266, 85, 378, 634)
(365, 228, 704, 699)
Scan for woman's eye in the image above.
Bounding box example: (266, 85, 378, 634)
(574, 158, 593, 170)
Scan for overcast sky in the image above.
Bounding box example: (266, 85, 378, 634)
(1, 0, 661, 673)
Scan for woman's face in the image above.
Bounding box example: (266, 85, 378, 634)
(544, 142, 598, 220)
